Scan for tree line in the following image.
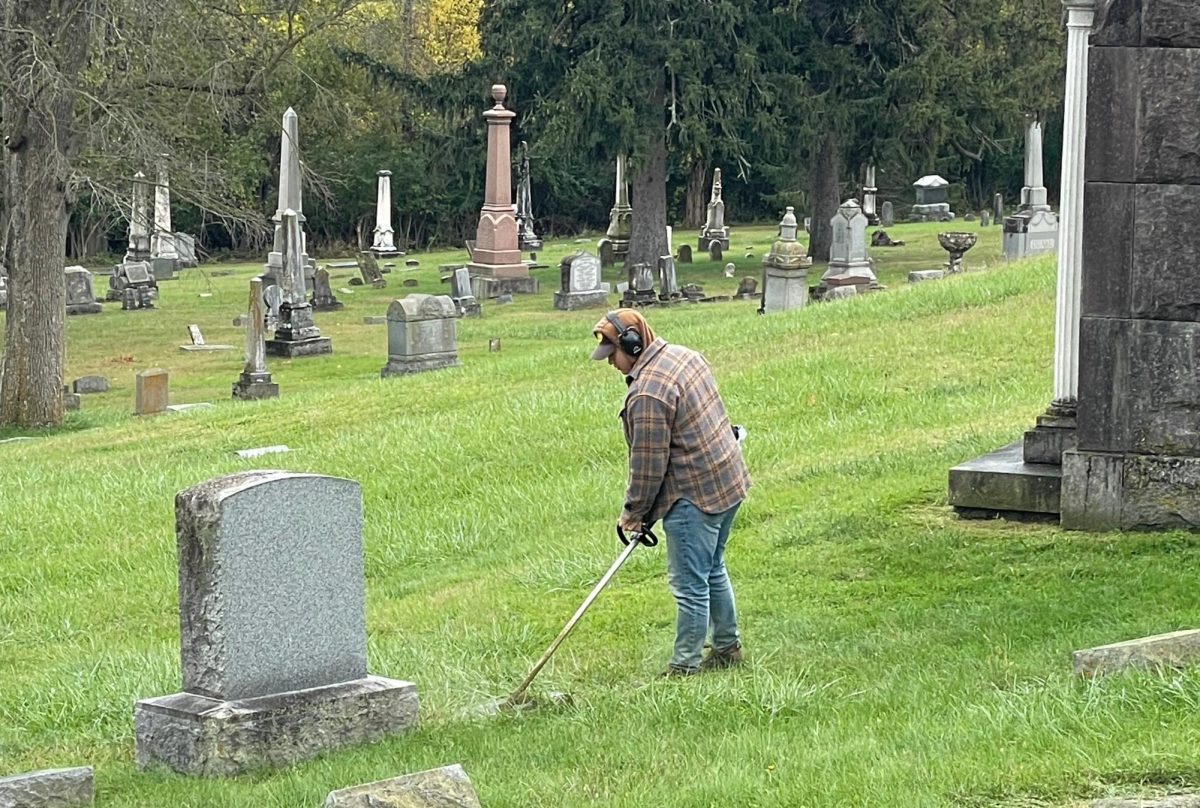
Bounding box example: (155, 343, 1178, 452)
(1, 0, 1065, 427)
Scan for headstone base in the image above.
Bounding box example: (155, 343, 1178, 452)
(0, 767, 94, 807)
(369, 249, 404, 259)
(381, 353, 460, 377)
(467, 262, 530, 281)
(1061, 450, 1200, 532)
(312, 300, 345, 312)
(134, 675, 418, 777)
(697, 234, 730, 251)
(265, 337, 332, 358)
(470, 275, 539, 298)
(948, 442, 1061, 520)
(232, 373, 279, 401)
(908, 270, 946, 283)
(760, 267, 809, 314)
(554, 290, 610, 311)
(621, 290, 660, 308)
(909, 203, 955, 222)
(66, 302, 103, 315)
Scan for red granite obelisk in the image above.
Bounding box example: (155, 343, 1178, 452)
(468, 84, 529, 280)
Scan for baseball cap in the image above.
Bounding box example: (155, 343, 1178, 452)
(591, 331, 616, 360)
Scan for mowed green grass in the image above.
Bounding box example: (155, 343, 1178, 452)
(3, 221, 1199, 807)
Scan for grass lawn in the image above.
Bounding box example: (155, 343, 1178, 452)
(2, 221, 1199, 807)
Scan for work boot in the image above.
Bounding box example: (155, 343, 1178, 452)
(659, 664, 698, 678)
(699, 642, 744, 671)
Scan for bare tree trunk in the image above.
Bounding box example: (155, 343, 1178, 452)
(683, 160, 707, 230)
(627, 77, 669, 271)
(807, 128, 841, 263)
(1, 0, 95, 428)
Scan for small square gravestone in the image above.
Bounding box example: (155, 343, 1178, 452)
(135, 369, 169, 416)
(677, 244, 693, 264)
(381, 294, 460, 377)
(554, 252, 608, 310)
(597, 238, 615, 269)
(134, 471, 418, 776)
(323, 765, 481, 808)
(450, 267, 480, 317)
(72, 376, 108, 394)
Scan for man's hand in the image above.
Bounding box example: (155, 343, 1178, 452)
(618, 513, 644, 535)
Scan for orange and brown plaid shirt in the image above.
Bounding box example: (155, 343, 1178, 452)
(619, 337, 750, 526)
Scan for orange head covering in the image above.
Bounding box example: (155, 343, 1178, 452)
(591, 309, 658, 360)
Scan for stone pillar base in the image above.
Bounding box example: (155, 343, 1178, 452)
(554, 290, 609, 311)
(1061, 450, 1200, 532)
(381, 354, 460, 377)
(265, 337, 332, 358)
(470, 275, 539, 297)
(135, 675, 418, 777)
(1023, 412, 1077, 465)
(760, 266, 809, 314)
(232, 374, 279, 400)
(948, 442, 1062, 520)
(467, 262, 531, 280)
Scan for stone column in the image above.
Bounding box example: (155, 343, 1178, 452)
(1022, 121, 1051, 210)
(467, 84, 527, 279)
(124, 171, 152, 263)
(862, 163, 879, 224)
(1052, 0, 1096, 413)
(152, 158, 178, 260)
(371, 170, 397, 254)
(604, 154, 632, 259)
(233, 276, 278, 400)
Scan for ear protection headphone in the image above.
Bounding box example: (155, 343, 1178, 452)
(605, 311, 644, 357)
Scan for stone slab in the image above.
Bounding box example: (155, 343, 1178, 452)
(179, 345, 234, 352)
(823, 286, 857, 301)
(0, 767, 94, 807)
(265, 337, 332, 358)
(324, 764, 481, 808)
(553, 290, 609, 311)
(1073, 629, 1200, 678)
(908, 270, 945, 283)
(134, 676, 418, 777)
(234, 445, 289, 459)
(381, 355, 460, 377)
(948, 442, 1062, 518)
(63, 393, 81, 412)
(1093, 797, 1200, 808)
(175, 472, 368, 700)
(363, 316, 387, 325)
(71, 376, 108, 394)
(166, 403, 214, 413)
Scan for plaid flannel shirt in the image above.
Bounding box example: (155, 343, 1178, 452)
(620, 338, 750, 526)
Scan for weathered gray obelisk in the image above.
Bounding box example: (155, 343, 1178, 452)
(151, 157, 179, 280)
(265, 210, 331, 357)
(233, 277, 279, 400)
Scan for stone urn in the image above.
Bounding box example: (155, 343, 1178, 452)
(938, 231, 978, 273)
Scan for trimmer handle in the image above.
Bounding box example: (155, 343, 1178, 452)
(617, 524, 658, 547)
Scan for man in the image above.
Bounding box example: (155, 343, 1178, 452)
(591, 308, 751, 676)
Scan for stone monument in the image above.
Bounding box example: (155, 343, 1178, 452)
(64, 266, 102, 315)
(515, 140, 542, 253)
(697, 167, 731, 251)
(881, 200, 895, 228)
(450, 266, 481, 317)
(262, 108, 315, 290)
(310, 267, 343, 312)
(602, 154, 632, 262)
(174, 232, 199, 268)
(266, 210, 332, 357)
(370, 170, 401, 257)
(818, 199, 878, 297)
(466, 84, 535, 293)
(760, 207, 813, 314)
(150, 157, 179, 281)
(657, 254, 680, 302)
(861, 163, 880, 225)
(993, 192, 1005, 224)
(123, 171, 152, 265)
(1003, 119, 1060, 260)
(1060, 0, 1200, 530)
(554, 252, 608, 311)
(911, 175, 955, 221)
(114, 261, 157, 310)
(622, 262, 657, 307)
(233, 277, 280, 400)
(381, 294, 460, 376)
(135, 369, 169, 416)
(134, 471, 418, 776)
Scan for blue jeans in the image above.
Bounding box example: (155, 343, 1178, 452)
(661, 499, 742, 670)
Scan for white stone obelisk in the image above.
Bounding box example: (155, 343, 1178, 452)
(1051, 0, 1097, 413)
(1021, 121, 1051, 212)
(267, 108, 307, 273)
(371, 170, 397, 253)
(151, 159, 179, 260)
(124, 171, 151, 262)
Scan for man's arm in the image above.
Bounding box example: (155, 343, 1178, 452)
(621, 393, 671, 529)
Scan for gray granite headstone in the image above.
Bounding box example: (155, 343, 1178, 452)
(134, 471, 417, 776)
(72, 376, 108, 394)
(555, 252, 608, 310)
(0, 767, 94, 807)
(381, 294, 460, 376)
(64, 266, 101, 315)
(178, 473, 368, 699)
(880, 200, 895, 228)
